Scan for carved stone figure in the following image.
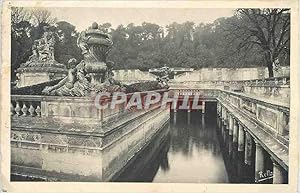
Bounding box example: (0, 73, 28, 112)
(43, 22, 124, 96)
(156, 64, 171, 89)
(43, 58, 97, 96)
(21, 26, 64, 68)
(41, 22, 169, 96)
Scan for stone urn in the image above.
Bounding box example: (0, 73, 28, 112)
(78, 22, 113, 86)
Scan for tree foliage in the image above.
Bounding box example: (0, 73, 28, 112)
(11, 8, 290, 80)
(11, 7, 80, 81)
(223, 9, 290, 77)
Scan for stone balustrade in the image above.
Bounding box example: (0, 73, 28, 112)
(172, 88, 289, 143)
(11, 95, 42, 117)
(11, 89, 168, 121)
(10, 89, 170, 181)
(170, 76, 290, 104)
(219, 90, 289, 143)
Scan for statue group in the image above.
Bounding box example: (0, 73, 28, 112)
(42, 22, 169, 96)
(21, 26, 65, 68)
(42, 22, 125, 96)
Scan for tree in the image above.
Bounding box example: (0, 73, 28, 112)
(11, 7, 32, 27)
(54, 21, 83, 65)
(11, 8, 34, 82)
(10, 8, 67, 82)
(225, 9, 290, 77)
(31, 8, 57, 26)
(11, 8, 290, 79)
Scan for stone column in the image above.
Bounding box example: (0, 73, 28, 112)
(218, 116, 222, 129)
(238, 123, 245, 151)
(229, 114, 233, 136)
(228, 136, 233, 154)
(225, 114, 229, 132)
(222, 122, 226, 141)
(221, 119, 224, 135)
(217, 103, 220, 116)
(233, 119, 239, 143)
(221, 108, 224, 125)
(202, 114, 205, 129)
(255, 141, 265, 183)
(244, 131, 253, 165)
(222, 106, 226, 123)
(187, 108, 191, 124)
(271, 157, 287, 184)
(173, 110, 177, 124)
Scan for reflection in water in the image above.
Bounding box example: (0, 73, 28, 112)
(116, 107, 230, 183)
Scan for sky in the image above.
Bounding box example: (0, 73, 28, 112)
(47, 8, 235, 31)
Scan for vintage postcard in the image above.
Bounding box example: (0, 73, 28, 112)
(0, 0, 299, 192)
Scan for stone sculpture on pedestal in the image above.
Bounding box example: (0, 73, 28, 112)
(16, 26, 67, 87)
(42, 22, 126, 96)
(156, 64, 171, 89)
(42, 22, 169, 96)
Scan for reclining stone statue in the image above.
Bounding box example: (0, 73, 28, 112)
(42, 58, 91, 96)
(42, 22, 125, 96)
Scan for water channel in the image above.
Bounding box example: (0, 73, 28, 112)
(11, 103, 275, 183)
(116, 102, 273, 183)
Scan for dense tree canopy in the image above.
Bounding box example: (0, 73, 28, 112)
(11, 8, 290, 80)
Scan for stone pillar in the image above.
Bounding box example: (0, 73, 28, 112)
(220, 105, 223, 118)
(255, 141, 264, 183)
(187, 108, 191, 124)
(202, 114, 205, 129)
(233, 119, 239, 143)
(202, 101, 205, 113)
(271, 157, 287, 184)
(229, 114, 233, 136)
(221, 106, 224, 119)
(277, 111, 288, 136)
(222, 122, 226, 141)
(173, 110, 177, 124)
(238, 123, 245, 151)
(228, 136, 233, 154)
(245, 131, 253, 165)
(225, 114, 229, 132)
(220, 104, 223, 117)
(218, 116, 222, 129)
(221, 120, 224, 135)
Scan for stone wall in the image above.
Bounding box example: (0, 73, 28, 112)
(113, 69, 157, 83)
(173, 66, 290, 81)
(16, 71, 66, 88)
(11, 94, 170, 181)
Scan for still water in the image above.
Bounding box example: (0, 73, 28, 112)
(116, 107, 230, 183)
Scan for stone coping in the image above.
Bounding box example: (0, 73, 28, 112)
(11, 89, 168, 101)
(16, 67, 67, 73)
(170, 88, 289, 110)
(11, 105, 163, 136)
(221, 89, 289, 110)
